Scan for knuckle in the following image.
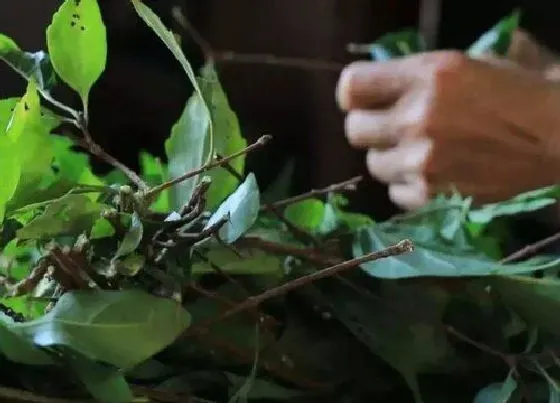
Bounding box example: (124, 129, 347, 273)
(426, 50, 469, 86)
(337, 62, 364, 109)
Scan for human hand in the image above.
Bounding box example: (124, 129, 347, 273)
(336, 51, 560, 209)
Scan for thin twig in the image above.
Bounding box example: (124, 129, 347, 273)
(501, 230, 560, 263)
(72, 119, 148, 191)
(213, 51, 343, 73)
(261, 176, 363, 211)
(187, 240, 414, 334)
(146, 135, 272, 198)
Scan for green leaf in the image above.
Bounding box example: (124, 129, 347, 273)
(492, 276, 560, 336)
(205, 173, 260, 243)
(139, 152, 169, 212)
(469, 186, 560, 229)
(46, 0, 107, 109)
(112, 212, 143, 262)
(199, 64, 248, 210)
(131, 0, 212, 165)
(0, 136, 20, 222)
(354, 225, 560, 279)
(69, 353, 134, 403)
(284, 199, 325, 232)
(0, 98, 19, 134)
(10, 289, 191, 369)
(468, 10, 521, 57)
(0, 34, 56, 92)
(16, 193, 108, 240)
(192, 246, 284, 276)
(0, 313, 55, 365)
(164, 89, 209, 211)
(362, 30, 427, 61)
(473, 370, 518, 403)
(4, 81, 54, 211)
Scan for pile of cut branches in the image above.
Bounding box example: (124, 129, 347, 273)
(1, 2, 560, 402)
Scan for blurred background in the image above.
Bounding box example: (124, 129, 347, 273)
(0, 0, 538, 219)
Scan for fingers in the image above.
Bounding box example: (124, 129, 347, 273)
(345, 109, 399, 148)
(389, 179, 429, 210)
(336, 60, 416, 110)
(365, 138, 432, 184)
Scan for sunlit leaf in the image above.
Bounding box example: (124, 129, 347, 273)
(284, 199, 325, 232)
(0, 313, 55, 365)
(46, 0, 107, 109)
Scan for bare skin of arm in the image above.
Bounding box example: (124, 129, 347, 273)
(336, 29, 560, 211)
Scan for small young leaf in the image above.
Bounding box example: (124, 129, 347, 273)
(46, 0, 107, 109)
(467, 10, 521, 57)
(10, 289, 191, 370)
(352, 30, 427, 61)
(0, 34, 56, 92)
(284, 199, 325, 232)
(205, 173, 260, 243)
(139, 152, 169, 212)
(468, 185, 560, 228)
(16, 193, 108, 240)
(69, 353, 134, 403)
(112, 212, 144, 262)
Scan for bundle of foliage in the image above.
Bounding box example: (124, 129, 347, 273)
(1, 2, 560, 402)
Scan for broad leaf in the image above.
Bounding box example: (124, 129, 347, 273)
(468, 10, 521, 57)
(0, 313, 55, 365)
(354, 225, 560, 279)
(46, 0, 107, 108)
(284, 199, 325, 232)
(492, 276, 560, 336)
(69, 353, 134, 403)
(16, 193, 108, 240)
(11, 290, 191, 369)
(199, 64, 247, 209)
(0, 34, 56, 92)
(164, 89, 209, 211)
(205, 173, 260, 243)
